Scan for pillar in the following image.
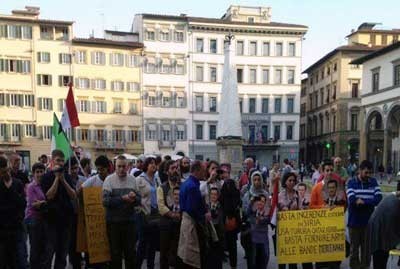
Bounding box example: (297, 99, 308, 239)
(383, 129, 389, 168)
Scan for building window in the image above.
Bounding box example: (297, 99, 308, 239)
(334, 62, 337, 72)
(287, 69, 295, 84)
(196, 38, 204, 53)
(372, 71, 379, 92)
(287, 98, 294, 113)
(174, 31, 184, 42)
(75, 51, 86, 64)
(161, 129, 170, 141)
(24, 124, 35, 137)
(237, 68, 243, 83)
(59, 53, 72, 64)
(146, 126, 157, 140)
(300, 103, 306, 117)
(300, 124, 305, 140)
(24, 95, 34, 107)
(239, 98, 243, 113)
(176, 64, 185, 75)
(352, 83, 359, 98)
(236, 41, 244, 55)
(210, 67, 217, 82)
(22, 26, 32, 39)
(176, 126, 185, 140)
(209, 124, 217, 140)
(249, 68, 257, 83)
(276, 42, 283, 56)
(162, 95, 171, 107)
(262, 69, 269, 84)
(111, 81, 124, 91)
(351, 113, 358, 131)
(210, 39, 217, 53)
(37, 74, 52, 86)
(249, 41, 257, 56)
(320, 88, 325, 105)
(126, 130, 139, 143)
(248, 126, 256, 144)
(394, 64, 400, 86)
(288, 42, 296, 56)
(94, 101, 107, 113)
(148, 95, 156, 106)
(127, 55, 139, 67)
(74, 78, 87, 89)
(176, 94, 185, 108)
(209, 96, 217, 112)
(41, 98, 53, 110)
(261, 98, 269, 113)
(43, 126, 52, 140)
(113, 101, 122, 113)
(37, 52, 51, 63)
(145, 30, 155, 40)
(59, 75, 72, 87)
(196, 124, 203, 140)
(275, 69, 282, 84)
(249, 98, 256, 113)
(129, 103, 137, 114)
(261, 125, 268, 142)
(263, 42, 270, 56)
(93, 51, 106, 65)
(78, 100, 90, 112)
(248, 17, 255, 23)
(286, 125, 293, 140)
(110, 53, 124, 66)
(160, 31, 169, 41)
(78, 129, 90, 142)
(40, 26, 53, 40)
(195, 95, 203, 112)
(9, 94, 21, 107)
(275, 98, 282, 113)
(196, 66, 204, 81)
(274, 125, 281, 140)
(93, 79, 106, 90)
(332, 84, 337, 100)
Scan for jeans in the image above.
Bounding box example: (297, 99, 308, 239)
(43, 220, 72, 269)
(372, 250, 389, 269)
(225, 231, 238, 268)
(0, 230, 18, 269)
(136, 222, 158, 269)
(251, 243, 269, 269)
(107, 222, 136, 269)
(69, 215, 83, 269)
(26, 219, 47, 269)
(349, 227, 368, 269)
(16, 225, 28, 269)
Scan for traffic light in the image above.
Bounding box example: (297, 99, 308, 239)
(347, 144, 351, 150)
(326, 142, 331, 149)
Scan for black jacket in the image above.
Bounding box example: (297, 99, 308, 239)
(0, 178, 26, 233)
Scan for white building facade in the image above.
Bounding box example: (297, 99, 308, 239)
(133, 6, 307, 163)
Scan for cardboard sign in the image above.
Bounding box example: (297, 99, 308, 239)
(277, 207, 345, 264)
(83, 187, 110, 264)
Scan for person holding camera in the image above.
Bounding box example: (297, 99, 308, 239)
(0, 155, 26, 269)
(25, 162, 47, 269)
(157, 160, 181, 269)
(40, 149, 77, 269)
(200, 160, 222, 206)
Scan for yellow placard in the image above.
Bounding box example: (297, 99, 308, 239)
(83, 187, 111, 264)
(277, 207, 345, 264)
(76, 205, 88, 252)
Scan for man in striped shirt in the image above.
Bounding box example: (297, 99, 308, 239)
(346, 160, 382, 269)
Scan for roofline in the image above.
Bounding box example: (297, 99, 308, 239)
(72, 38, 144, 49)
(0, 15, 74, 25)
(350, 41, 400, 65)
(346, 29, 400, 38)
(104, 29, 139, 35)
(302, 46, 381, 74)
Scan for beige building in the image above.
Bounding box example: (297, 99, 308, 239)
(0, 6, 143, 167)
(299, 23, 400, 165)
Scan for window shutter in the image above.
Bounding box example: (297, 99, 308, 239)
(4, 124, 9, 140)
(87, 101, 91, 113)
(92, 129, 97, 141)
(91, 52, 95, 64)
(32, 125, 37, 137)
(37, 52, 42, 63)
(37, 74, 41, 85)
(0, 93, 4, 106)
(16, 60, 22, 73)
(5, 94, 10, 106)
(49, 99, 53, 110)
(138, 130, 142, 142)
(4, 59, 9, 72)
(59, 75, 62, 87)
(104, 101, 107, 113)
(103, 130, 108, 141)
(59, 53, 62, 64)
(101, 53, 105, 65)
(76, 129, 81, 142)
(111, 130, 115, 142)
(38, 98, 42, 110)
(0, 59, 4, 72)
(48, 75, 52, 86)
(17, 124, 21, 140)
(109, 53, 113, 66)
(75, 100, 80, 112)
(18, 95, 23, 107)
(184, 125, 187, 140)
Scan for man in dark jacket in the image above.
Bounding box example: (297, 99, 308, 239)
(0, 155, 26, 269)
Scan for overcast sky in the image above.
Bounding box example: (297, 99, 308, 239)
(2, 0, 399, 71)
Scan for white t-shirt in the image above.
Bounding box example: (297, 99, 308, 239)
(82, 175, 104, 188)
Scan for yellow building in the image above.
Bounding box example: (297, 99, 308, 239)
(0, 6, 143, 167)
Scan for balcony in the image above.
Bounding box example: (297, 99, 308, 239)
(158, 140, 176, 149)
(94, 140, 126, 150)
(0, 137, 22, 146)
(243, 137, 280, 150)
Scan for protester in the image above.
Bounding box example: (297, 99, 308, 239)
(387, 163, 393, 184)
(130, 155, 145, 177)
(299, 163, 306, 182)
(136, 157, 159, 269)
(206, 187, 224, 269)
(9, 152, 29, 186)
(81, 155, 110, 188)
(179, 157, 191, 182)
(239, 158, 254, 190)
(268, 162, 280, 194)
(219, 163, 241, 269)
(334, 157, 349, 183)
(200, 160, 222, 206)
(25, 163, 47, 269)
(364, 192, 400, 269)
(282, 158, 293, 177)
(346, 160, 382, 269)
(377, 164, 385, 184)
(157, 160, 181, 269)
(178, 160, 210, 269)
(0, 155, 26, 269)
(242, 171, 269, 269)
(40, 150, 76, 269)
(39, 154, 49, 166)
(79, 157, 92, 179)
(247, 194, 270, 269)
(311, 163, 321, 186)
(102, 155, 141, 269)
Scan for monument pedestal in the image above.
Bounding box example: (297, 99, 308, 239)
(217, 137, 243, 178)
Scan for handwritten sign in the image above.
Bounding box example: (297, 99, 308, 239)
(277, 207, 345, 264)
(83, 187, 110, 264)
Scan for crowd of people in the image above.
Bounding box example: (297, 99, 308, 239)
(1, 149, 400, 269)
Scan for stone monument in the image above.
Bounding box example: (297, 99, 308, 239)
(217, 33, 243, 177)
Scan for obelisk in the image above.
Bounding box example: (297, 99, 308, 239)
(216, 33, 243, 177)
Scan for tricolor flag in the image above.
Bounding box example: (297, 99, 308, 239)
(51, 113, 72, 160)
(60, 83, 80, 131)
(269, 175, 280, 226)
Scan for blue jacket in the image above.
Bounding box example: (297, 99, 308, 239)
(179, 175, 206, 223)
(346, 176, 382, 228)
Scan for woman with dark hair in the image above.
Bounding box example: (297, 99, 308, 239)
(136, 157, 159, 269)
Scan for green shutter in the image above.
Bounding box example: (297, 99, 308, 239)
(16, 60, 22, 73)
(37, 52, 41, 63)
(48, 75, 52, 86)
(37, 74, 41, 85)
(0, 59, 4, 72)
